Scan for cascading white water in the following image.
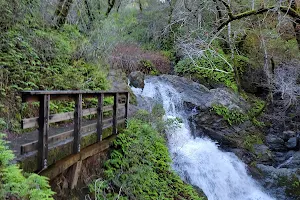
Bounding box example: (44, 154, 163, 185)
(132, 78, 275, 200)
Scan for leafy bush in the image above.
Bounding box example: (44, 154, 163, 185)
(109, 44, 171, 74)
(0, 134, 54, 199)
(243, 134, 263, 152)
(89, 119, 204, 200)
(175, 51, 239, 91)
(212, 98, 266, 127)
(0, 24, 109, 132)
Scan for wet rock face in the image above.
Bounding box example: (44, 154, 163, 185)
(155, 75, 249, 111)
(256, 164, 300, 200)
(286, 137, 299, 150)
(154, 75, 271, 163)
(129, 71, 145, 89)
(266, 134, 287, 152)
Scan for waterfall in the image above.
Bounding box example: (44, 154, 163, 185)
(131, 77, 275, 200)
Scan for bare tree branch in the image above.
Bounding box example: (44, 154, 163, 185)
(216, 3, 300, 32)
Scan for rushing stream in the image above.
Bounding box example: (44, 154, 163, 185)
(132, 77, 275, 200)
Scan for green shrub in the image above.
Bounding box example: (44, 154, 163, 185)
(0, 134, 54, 199)
(243, 134, 263, 152)
(212, 98, 266, 127)
(89, 119, 204, 200)
(175, 55, 238, 91)
(212, 104, 248, 125)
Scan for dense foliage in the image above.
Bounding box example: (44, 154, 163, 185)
(1, 0, 300, 198)
(89, 118, 204, 200)
(0, 134, 54, 199)
(0, 0, 111, 133)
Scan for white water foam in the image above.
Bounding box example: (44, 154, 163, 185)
(132, 78, 275, 200)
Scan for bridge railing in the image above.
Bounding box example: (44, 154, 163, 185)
(21, 90, 129, 171)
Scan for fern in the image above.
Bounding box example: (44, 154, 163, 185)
(0, 134, 55, 199)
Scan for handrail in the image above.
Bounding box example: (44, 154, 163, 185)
(21, 90, 129, 171)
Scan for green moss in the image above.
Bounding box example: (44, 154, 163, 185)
(212, 98, 266, 127)
(212, 104, 248, 125)
(242, 134, 263, 153)
(278, 175, 300, 198)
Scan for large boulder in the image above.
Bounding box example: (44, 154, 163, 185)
(286, 137, 299, 150)
(129, 71, 145, 89)
(154, 75, 249, 111)
(256, 164, 300, 200)
(266, 134, 287, 152)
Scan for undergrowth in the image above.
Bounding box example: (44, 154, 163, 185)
(0, 134, 54, 199)
(212, 97, 266, 127)
(175, 51, 249, 91)
(88, 107, 204, 200)
(212, 105, 248, 126)
(0, 24, 110, 133)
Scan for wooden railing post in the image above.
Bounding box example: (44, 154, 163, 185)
(124, 92, 130, 120)
(38, 94, 50, 170)
(113, 93, 118, 134)
(73, 94, 82, 153)
(97, 93, 104, 142)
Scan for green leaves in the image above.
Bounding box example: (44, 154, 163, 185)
(175, 51, 238, 91)
(90, 119, 204, 200)
(0, 134, 55, 199)
(212, 104, 248, 126)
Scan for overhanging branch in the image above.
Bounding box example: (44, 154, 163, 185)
(216, 4, 300, 31)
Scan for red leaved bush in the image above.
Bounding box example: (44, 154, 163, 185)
(109, 44, 171, 74)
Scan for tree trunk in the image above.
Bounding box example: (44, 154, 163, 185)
(55, 0, 73, 28)
(138, 0, 143, 12)
(261, 35, 273, 103)
(227, 0, 241, 93)
(291, 0, 300, 50)
(106, 0, 116, 17)
(84, 0, 94, 30)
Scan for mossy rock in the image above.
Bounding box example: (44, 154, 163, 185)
(278, 174, 300, 198)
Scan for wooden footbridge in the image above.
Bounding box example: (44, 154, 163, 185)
(14, 90, 129, 181)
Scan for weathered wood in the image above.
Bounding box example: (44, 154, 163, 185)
(113, 93, 118, 135)
(21, 105, 122, 129)
(38, 94, 50, 170)
(21, 90, 127, 102)
(22, 90, 128, 95)
(19, 90, 129, 173)
(20, 116, 123, 154)
(70, 160, 82, 189)
(40, 135, 116, 179)
(125, 93, 129, 120)
(73, 94, 82, 153)
(18, 121, 125, 173)
(97, 94, 104, 142)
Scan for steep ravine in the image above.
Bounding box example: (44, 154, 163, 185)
(131, 75, 300, 200)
